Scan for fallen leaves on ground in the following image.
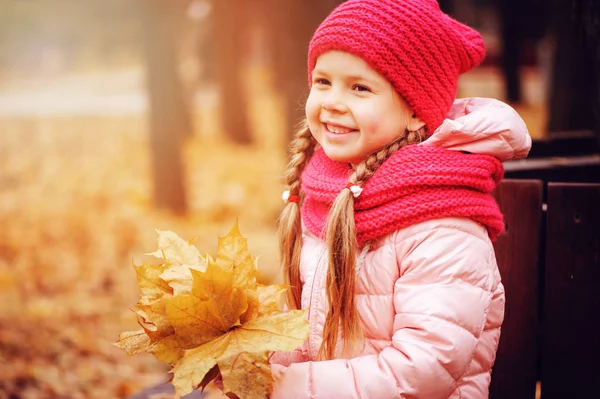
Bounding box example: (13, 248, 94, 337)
(116, 223, 308, 399)
(0, 63, 287, 398)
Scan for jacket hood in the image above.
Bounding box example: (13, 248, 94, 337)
(421, 97, 532, 162)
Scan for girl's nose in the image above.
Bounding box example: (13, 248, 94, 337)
(322, 90, 347, 113)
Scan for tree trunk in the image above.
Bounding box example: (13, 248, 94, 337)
(142, 0, 190, 214)
(212, 0, 253, 144)
(497, 0, 522, 103)
(569, 0, 600, 144)
(260, 0, 344, 143)
(547, 0, 596, 135)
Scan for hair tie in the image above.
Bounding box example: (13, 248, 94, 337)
(282, 190, 300, 204)
(344, 182, 363, 198)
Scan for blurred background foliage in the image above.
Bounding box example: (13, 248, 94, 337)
(0, 1, 142, 72)
(0, 0, 597, 398)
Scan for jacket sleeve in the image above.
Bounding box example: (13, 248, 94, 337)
(271, 224, 498, 399)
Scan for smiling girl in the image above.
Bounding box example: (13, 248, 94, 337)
(271, 0, 532, 398)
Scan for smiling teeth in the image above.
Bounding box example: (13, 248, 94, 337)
(327, 124, 354, 134)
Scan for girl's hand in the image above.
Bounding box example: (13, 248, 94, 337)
(270, 363, 287, 381)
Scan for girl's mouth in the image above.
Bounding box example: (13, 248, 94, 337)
(324, 123, 358, 135)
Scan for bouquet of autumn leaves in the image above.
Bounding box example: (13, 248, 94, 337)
(115, 222, 309, 398)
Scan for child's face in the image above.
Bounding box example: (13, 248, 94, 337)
(306, 51, 421, 164)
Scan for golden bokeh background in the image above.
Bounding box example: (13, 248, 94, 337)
(0, 1, 556, 397)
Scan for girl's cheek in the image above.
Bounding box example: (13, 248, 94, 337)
(305, 94, 321, 118)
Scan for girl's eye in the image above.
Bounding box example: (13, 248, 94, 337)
(353, 84, 371, 92)
(314, 78, 330, 86)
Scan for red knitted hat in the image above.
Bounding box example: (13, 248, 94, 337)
(308, 0, 486, 133)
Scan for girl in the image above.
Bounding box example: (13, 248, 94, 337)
(272, 0, 531, 398)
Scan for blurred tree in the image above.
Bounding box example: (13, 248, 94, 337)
(547, 0, 599, 140)
(495, 0, 547, 104)
(211, 0, 253, 144)
(259, 0, 344, 141)
(142, 0, 192, 214)
(572, 0, 600, 144)
(0, 0, 142, 72)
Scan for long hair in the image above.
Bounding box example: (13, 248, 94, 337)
(278, 118, 425, 360)
(278, 120, 316, 308)
(318, 127, 425, 359)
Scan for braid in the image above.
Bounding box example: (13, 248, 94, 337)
(353, 128, 424, 184)
(283, 121, 315, 196)
(278, 119, 316, 309)
(318, 127, 425, 360)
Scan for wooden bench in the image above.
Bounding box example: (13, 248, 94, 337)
(490, 179, 600, 399)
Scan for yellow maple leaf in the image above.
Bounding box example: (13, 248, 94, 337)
(116, 326, 183, 364)
(115, 329, 150, 355)
(151, 230, 209, 296)
(116, 222, 309, 399)
(257, 284, 288, 317)
(216, 221, 260, 324)
(133, 262, 173, 304)
(215, 221, 253, 274)
(219, 352, 272, 399)
(166, 264, 248, 349)
(118, 278, 186, 364)
(171, 310, 308, 398)
(148, 229, 203, 268)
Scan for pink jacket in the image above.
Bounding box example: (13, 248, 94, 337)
(271, 98, 531, 398)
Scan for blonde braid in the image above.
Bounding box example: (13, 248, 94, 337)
(278, 119, 316, 309)
(353, 128, 424, 184)
(318, 127, 425, 360)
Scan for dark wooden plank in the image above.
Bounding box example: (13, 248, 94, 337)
(540, 183, 600, 399)
(490, 179, 543, 399)
(527, 131, 599, 158)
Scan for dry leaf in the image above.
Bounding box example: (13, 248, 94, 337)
(115, 329, 150, 355)
(171, 311, 308, 398)
(216, 221, 260, 324)
(148, 230, 203, 268)
(165, 265, 248, 349)
(133, 262, 173, 303)
(219, 352, 271, 399)
(116, 222, 309, 399)
(257, 284, 288, 317)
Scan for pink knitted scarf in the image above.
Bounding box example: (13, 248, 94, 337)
(301, 145, 505, 245)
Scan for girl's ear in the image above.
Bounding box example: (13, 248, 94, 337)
(407, 112, 426, 132)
